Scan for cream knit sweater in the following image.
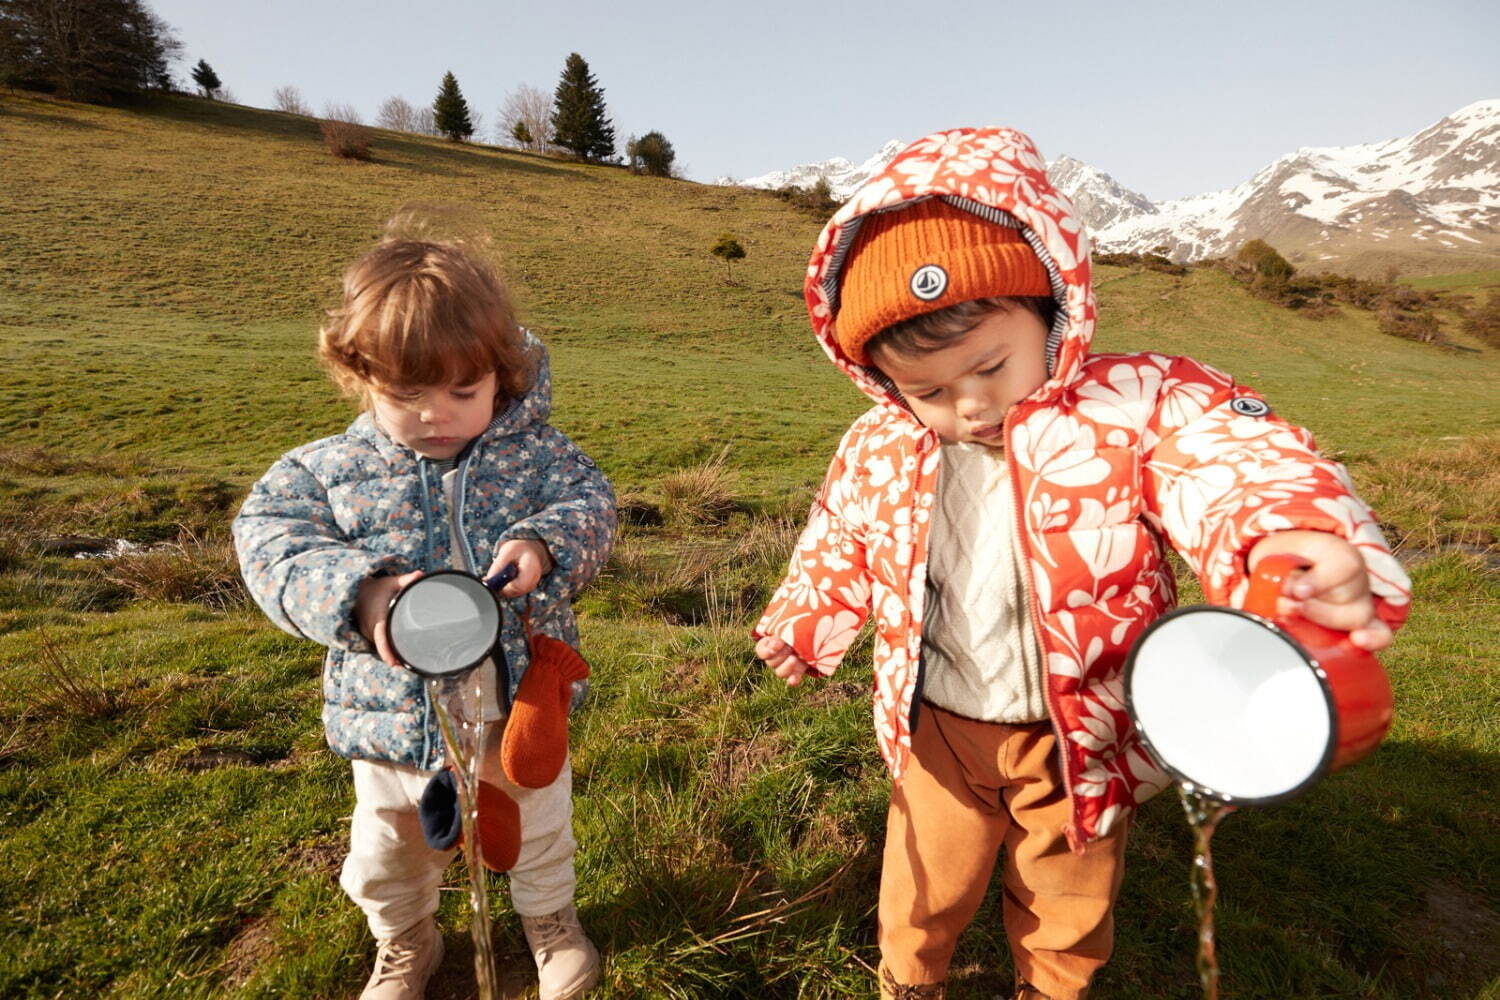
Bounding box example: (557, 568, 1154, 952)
(921, 442, 1048, 723)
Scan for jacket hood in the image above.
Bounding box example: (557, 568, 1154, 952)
(353, 329, 553, 459)
(806, 128, 1096, 416)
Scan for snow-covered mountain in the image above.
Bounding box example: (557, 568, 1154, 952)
(1085, 99, 1500, 271)
(726, 102, 1500, 274)
(1046, 155, 1156, 233)
(718, 140, 906, 200)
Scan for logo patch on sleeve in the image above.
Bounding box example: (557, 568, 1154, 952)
(909, 264, 948, 301)
(1230, 397, 1271, 418)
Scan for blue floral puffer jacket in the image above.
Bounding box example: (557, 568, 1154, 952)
(233, 337, 616, 770)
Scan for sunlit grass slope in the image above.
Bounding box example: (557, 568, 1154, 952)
(2, 91, 1498, 999)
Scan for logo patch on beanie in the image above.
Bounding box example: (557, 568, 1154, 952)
(909, 264, 948, 302)
(1230, 397, 1271, 418)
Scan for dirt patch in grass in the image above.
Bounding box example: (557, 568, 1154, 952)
(220, 914, 278, 989)
(708, 729, 787, 788)
(806, 679, 866, 708)
(428, 933, 534, 1000)
(176, 747, 261, 771)
(286, 837, 345, 878)
(1387, 880, 1500, 996)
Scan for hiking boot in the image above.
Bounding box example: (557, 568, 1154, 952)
(520, 903, 601, 999)
(359, 918, 443, 999)
(878, 964, 946, 999)
(1012, 980, 1053, 999)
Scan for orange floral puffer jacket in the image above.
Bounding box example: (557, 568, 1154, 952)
(753, 127, 1412, 848)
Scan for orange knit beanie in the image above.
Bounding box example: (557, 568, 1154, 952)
(835, 199, 1052, 365)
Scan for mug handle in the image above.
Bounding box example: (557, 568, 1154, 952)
(483, 563, 519, 591)
(1245, 551, 1308, 619)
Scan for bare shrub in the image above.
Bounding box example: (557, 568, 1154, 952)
(1463, 291, 1500, 349)
(499, 83, 551, 150)
(322, 102, 363, 125)
(320, 119, 372, 161)
(272, 85, 310, 115)
(660, 448, 738, 526)
(98, 528, 249, 610)
(376, 95, 418, 133)
(772, 177, 841, 216)
(1378, 302, 1442, 343)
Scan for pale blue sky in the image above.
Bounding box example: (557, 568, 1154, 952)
(150, 0, 1498, 202)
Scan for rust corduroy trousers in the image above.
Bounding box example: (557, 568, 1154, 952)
(877, 704, 1129, 999)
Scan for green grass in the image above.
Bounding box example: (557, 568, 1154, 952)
(2, 90, 1499, 998)
(1402, 269, 1500, 294)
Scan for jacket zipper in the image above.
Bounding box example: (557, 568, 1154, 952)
(416, 459, 437, 768)
(905, 433, 944, 736)
(450, 454, 513, 714)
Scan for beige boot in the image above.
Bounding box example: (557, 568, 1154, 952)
(878, 964, 947, 999)
(360, 918, 444, 999)
(520, 903, 601, 999)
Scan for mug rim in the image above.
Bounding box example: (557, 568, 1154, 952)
(385, 568, 500, 679)
(1123, 604, 1339, 807)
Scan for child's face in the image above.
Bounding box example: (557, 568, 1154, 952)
(370, 373, 497, 460)
(870, 305, 1049, 449)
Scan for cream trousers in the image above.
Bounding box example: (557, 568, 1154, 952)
(339, 731, 577, 940)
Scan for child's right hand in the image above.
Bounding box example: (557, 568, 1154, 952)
(355, 570, 425, 667)
(755, 636, 812, 687)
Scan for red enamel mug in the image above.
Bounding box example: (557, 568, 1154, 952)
(1124, 553, 1394, 805)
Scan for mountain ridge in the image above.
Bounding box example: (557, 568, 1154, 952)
(722, 101, 1500, 276)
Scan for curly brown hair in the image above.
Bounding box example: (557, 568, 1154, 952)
(318, 238, 532, 406)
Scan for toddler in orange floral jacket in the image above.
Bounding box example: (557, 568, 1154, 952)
(752, 128, 1411, 1000)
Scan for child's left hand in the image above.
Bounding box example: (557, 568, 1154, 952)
(487, 539, 553, 598)
(1247, 530, 1392, 651)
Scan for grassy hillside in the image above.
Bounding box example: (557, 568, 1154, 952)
(2, 91, 1498, 999)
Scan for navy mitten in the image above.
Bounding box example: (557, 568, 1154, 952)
(418, 768, 461, 850)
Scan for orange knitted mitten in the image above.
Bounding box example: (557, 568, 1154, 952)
(501, 633, 591, 788)
(474, 778, 521, 873)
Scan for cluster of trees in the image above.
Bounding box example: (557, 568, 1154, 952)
(1, 0, 180, 101)
(5, 10, 682, 179)
(281, 53, 673, 174)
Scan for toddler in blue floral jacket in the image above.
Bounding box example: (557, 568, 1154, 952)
(233, 230, 615, 1000)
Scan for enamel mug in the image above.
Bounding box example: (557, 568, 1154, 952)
(1124, 552, 1394, 805)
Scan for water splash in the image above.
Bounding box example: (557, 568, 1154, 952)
(1180, 783, 1236, 1000)
(429, 675, 499, 1000)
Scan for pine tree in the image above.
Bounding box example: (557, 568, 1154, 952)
(550, 53, 614, 162)
(191, 58, 220, 98)
(432, 71, 474, 142)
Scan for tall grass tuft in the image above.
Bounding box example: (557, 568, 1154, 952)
(660, 447, 738, 527)
(26, 630, 122, 719)
(96, 527, 249, 610)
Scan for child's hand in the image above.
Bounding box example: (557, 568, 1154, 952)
(755, 636, 812, 687)
(1247, 530, 1392, 651)
(487, 539, 553, 598)
(355, 570, 425, 667)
